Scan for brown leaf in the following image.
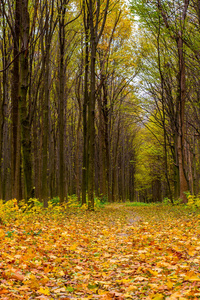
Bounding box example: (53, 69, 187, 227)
(10, 272, 25, 281)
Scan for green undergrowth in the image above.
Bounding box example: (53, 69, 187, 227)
(125, 201, 151, 207)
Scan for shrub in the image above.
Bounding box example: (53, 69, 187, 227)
(187, 193, 200, 208)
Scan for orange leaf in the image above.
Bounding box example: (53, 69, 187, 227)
(0, 288, 9, 294)
(10, 272, 25, 281)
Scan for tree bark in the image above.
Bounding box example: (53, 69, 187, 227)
(11, 0, 21, 200)
(82, 7, 89, 206)
(87, 0, 96, 210)
(58, 0, 68, 204)
(19, 0, 32, 201)
(177, 34, 189, 203)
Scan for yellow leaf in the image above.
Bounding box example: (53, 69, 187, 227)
(185, 275, 200, 282)
(140, 253, 146, 260)
(152, 294, 164, 300)
(23, 274, 39, 288)
(69, 243, 77, 251)
(38, 287, 50, 296)
(0, 229, 5, 238)
(59, 270, 65, 276)
(148, 269, 158, 276)
(187, 248, 197, 256)
(116, 278, 131, 284)
(98, 289, 107, 295)
(166, 281, 173, 289)
(102, 230, 109, 236)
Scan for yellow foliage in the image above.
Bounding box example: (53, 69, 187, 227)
(97, 0, 136, 75)
(37, 287, 50, 295)
(152, 294, 164, 300)
(187, 193, 200, 208)
(166, 281, 173, 289)
(0, 228, 5, 238)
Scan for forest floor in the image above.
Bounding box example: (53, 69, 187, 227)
(0, 203, 200, 299)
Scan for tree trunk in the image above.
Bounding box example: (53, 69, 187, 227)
(82, 9, 89, 206)
(87, 1, 96, 210)
(177, 35, 188, 203)
(19, 0, 32, 201)
(11, 0, 21, 201)
(58, 1, 67, 204)
(41, 49, 49, 207)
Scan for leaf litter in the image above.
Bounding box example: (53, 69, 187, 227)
(0, 203, 200, 299)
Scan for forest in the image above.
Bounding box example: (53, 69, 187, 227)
(0, 0, 200, 209)
(1, 1, 200, 299)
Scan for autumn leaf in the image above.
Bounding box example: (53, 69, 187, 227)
(36, 296, 50, 300)
(0, 203, 200, 299)
(4, 269, 25, 281)
(0, 288, 9, 295)
(166, 281, 173, 289)
(37, 287, 50, 295)
(185, 275, 200, 282)
(152, 294, 164, 300)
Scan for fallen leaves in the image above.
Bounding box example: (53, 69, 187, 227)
(0, 204, 200, 299)
(2, 269, 25, 281)
(0, 288, 9, 295)
(37, 287, 50, 295)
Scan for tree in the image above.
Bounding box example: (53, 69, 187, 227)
(81, 0, 109, 210)
(11, 0, 21, 201)
(130, 0, 193, 202)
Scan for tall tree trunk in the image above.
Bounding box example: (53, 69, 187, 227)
(193, 133, 197, 195)
(42, 49, 49, 207)
(102, 74, 109, 200)
(177, 35, 188, 203)
(104, 91, 111, 202)
(98, 102, 107, 199)
(87, 0, 96, 210)
(82, 9, 89, 205)
(86, 0, 109, 210)
(112, 117, 120, 202)
(11, 0, 21, 200)
(58, 0, 67, 204)
(19, 0, 32, 201)
(1, 9, 9, 200)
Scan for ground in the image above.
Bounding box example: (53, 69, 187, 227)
(0, 202, 200, 299)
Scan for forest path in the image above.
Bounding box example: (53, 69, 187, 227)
(0, 203, 200, 299)
(105, 202, 142, 226)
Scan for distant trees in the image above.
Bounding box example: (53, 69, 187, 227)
(131, 0, 200, 202)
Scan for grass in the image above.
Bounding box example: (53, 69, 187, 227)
(125, 201, 153, 207)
